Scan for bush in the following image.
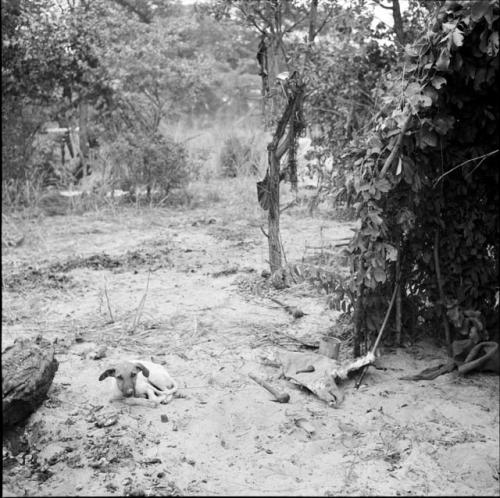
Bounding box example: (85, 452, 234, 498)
(219, 135, 261, 178)
(110, 132, 189, 202)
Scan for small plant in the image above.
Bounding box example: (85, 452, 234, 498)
(218, 135, 261, 178)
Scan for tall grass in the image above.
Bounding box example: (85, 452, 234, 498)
(162, 116, 270, 181)
(2, 177, 46, 212)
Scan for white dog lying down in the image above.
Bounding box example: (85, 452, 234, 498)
(99, 360, 177, 404)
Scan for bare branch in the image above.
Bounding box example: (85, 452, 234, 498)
(238, 5, 267, 35)
(380, 109, 411, 178)
(282, 13, 310, 35)
(372, 0, 393, 9)
(433, 149, 499, 187)
(103, 278, 114, 323)
(313, 4, 336, 39)
(252, 6, 275, 33)
(276, 34, 291, 71)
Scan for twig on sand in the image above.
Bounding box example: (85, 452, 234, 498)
(248, 373, 290, 403)
(355, 281, 399, 388)
(268, 296, 306, 319)
(103, 278, 114, 323)
(130, 271, 151, 333)
(258, 326, 317, 349)
(188, 316, 199, 347)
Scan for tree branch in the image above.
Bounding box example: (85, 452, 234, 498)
(391, 0, 405, 45)
(374, 0, 393, 10)
(111, 0, 153, 24)
(313, 4, 336, 39)
(380, 110, 411, 178)
(283, 13, 309, 35)
(308, 0, 319, 44)
(253, 6, 275, 33)
(238, 5, 267, 35)
(433, 149, 499, 187)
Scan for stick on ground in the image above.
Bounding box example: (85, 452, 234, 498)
(248, 373, 290, 403)
(130, 271, 151, 333)
(103, 278, 114, 323)
(355, 282, 399, 389)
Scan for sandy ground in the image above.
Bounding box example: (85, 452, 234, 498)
(2, 184, 499, 496)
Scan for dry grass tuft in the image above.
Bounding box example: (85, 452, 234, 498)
(163, 118, 269, 181)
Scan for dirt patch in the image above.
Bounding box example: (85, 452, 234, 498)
(49, 247, 174, 273)
(2, 267, 73, 292)
(2, 196, 499, 496)
(3, 247, 174, 291)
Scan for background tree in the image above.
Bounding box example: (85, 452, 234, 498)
(211, 0, 343, 274)
(1, 0, 261, 198)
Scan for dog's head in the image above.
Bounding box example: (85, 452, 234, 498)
(99, 361, 150, 397)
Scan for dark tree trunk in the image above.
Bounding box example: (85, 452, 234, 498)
(392, 0, 406, 45)
(254, 0, 319, 277)
(265, 36, 283, 273)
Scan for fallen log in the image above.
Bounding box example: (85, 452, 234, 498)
(2, 336, 59, 428)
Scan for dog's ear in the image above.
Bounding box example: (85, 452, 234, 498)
(134, 362, 150, 377)
(99, 368, 116, 381)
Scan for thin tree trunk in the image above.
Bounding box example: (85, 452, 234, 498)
(346, 101, 355, 140)
(60, 139, 65, 167)
(262, 37, 280, 129)
(266, 34, 282, 272)
(353, 283, 364, 357)
(265, 0, 318, 274)
(392, 0, 405, 45)
(434, 229, 452, 356)
(79, 98, 89, 179)
(395, 248, 402, 345)
(308, 0, 318, 43)
(268, 147, 281, 272)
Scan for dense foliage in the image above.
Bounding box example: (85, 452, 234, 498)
(304, 5, 398, 195)
(338, 0, 499, 351)
(2, 0, 111, 182)
(1, 0, 260, 196)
